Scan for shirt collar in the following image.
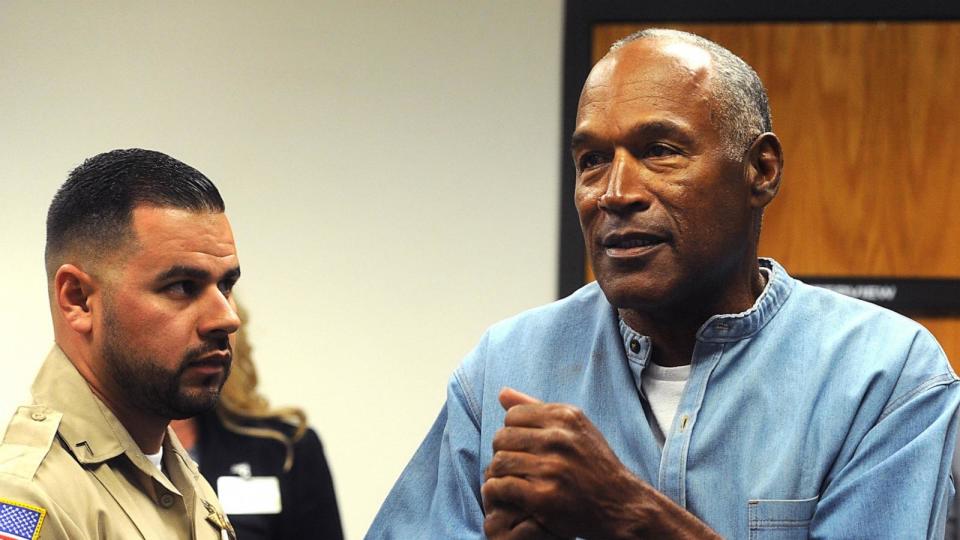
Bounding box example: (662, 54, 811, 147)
(696, 258, 794, 342)
(618, 258, 795, 352)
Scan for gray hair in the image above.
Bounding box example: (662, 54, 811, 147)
(611, 28, 772, 159)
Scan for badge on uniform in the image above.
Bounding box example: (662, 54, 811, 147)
(0, 498, 46, 540)
(201, 499, 235, 540)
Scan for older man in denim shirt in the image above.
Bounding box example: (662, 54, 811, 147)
(369, 29, 960, 539)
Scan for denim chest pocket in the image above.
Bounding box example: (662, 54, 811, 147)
(748, 495, 819, 540)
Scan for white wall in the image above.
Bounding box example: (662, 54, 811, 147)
(0, 2, 562, 537)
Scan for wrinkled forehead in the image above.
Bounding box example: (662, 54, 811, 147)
(577, 38, 716, 121)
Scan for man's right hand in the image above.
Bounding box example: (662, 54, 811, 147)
(481, 388, 569, 540)
(482, 387, 721, 540)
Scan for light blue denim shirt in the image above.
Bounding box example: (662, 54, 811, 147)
(368, 259, 960, 539)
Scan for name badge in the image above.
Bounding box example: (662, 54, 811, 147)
(216, 476, 282, 515)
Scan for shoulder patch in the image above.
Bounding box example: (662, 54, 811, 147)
(0, 498, 45, 539)
(0, 407, 63, 480)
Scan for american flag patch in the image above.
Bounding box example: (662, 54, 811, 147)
(0, 499, 45, 540)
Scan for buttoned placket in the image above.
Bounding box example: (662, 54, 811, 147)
(656, 338, 725, 507)
(618, 264, 776, 509)
(620, 319, 731, 509)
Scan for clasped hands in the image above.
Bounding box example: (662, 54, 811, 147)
(481, 387, 649, 540)
(481, 388, 721, 539)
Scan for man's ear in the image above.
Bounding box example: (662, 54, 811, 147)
(745, 132, 784, 209)
(54, 264, 98, 335)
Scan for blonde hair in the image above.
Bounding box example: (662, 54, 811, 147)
(217, 303, 307, 472)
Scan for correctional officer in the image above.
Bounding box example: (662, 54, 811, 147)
(0, 149, 239, 539)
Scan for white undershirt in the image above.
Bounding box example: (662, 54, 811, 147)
(145, 448, 164, 471)
(641, 362, 691, 439)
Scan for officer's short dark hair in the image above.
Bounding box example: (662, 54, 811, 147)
(45, 148, 225, 279)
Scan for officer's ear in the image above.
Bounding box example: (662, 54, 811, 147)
(745, 132, 783, 209)
(54, 264, 98, 335)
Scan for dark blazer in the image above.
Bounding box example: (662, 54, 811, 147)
(195, 411, 344, 540)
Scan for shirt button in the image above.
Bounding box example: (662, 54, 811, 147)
(629, 339, 641, 353)
(31, 411, 46, 422)
(159, 493, 175, 508)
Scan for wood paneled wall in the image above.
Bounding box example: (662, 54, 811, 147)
(586, 22, 960, 367)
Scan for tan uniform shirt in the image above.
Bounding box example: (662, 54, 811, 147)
(0, 346, 235, 540)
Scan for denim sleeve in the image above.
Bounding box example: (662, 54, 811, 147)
(810, 337, 960, 539)
(366, 368, 484, 539)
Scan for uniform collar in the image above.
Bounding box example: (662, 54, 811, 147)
(31, 346, 197, 487)
(32, 346, 130, 464)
